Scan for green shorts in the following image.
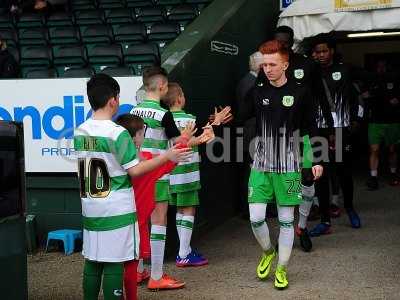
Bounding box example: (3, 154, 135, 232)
(155, 181, 172, 202)
(368, 123, 400, 145)
(248, 169, 302, 206)
(169, 190, 199, 207)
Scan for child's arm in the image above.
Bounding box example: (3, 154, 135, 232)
(127, 144, 191, 178)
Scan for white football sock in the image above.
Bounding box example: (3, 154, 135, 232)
(178, 215, 194, 258)
(249, 203, 272, 252)
(150, 225, 166, 280)
(277, 205, 295, 267)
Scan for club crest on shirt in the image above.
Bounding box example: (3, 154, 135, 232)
(262, 98, 270, 106)
(387, 82, 394, 90)
(294, 69, 304, 79)
(332, 72, 342, 81)
(282, 96, 294, 107)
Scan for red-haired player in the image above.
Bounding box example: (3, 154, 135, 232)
(237, 40, 323, 290)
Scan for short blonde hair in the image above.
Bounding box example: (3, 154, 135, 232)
(162, 82, 183, 108)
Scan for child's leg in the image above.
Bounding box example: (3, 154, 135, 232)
(124, 260, 139, 300)
(83, 260, 103, 300)
(103, 262, 124, 300)
(179, 206, 195, 258)
(150, 202, 168, 280)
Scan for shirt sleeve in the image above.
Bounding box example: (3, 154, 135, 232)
(115, 130, 139, 170)
(236, 87, 256, 125)
(161, 111, 181, 139)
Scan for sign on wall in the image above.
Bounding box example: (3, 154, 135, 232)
(0, 77, 142, 173)
(281, 0, 295, 10)
(335, 0, 392, 11)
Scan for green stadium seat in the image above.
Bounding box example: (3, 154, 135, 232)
(49, 27, 80, 45)
(71, 0, 97, 11)
(100, 66, 135, 76)
(126, 0, 154, 8)
(20, 46, 52, 76)
(0, 29, 18, 47)
(87, 44, 122, 72)
(80, 25, 113, 44)
(97, 0, 125, 9)
(16, 13, 44, 28)
(24, 68, 58, 78)
(167, 4, 197, 27)
(53, 45, 87, 74)
(156, 0, 183, 10)
(61, 67, 95, 78)
(186, 0, 212, 11)
(7, 46, 20, 64)
(46, 12, 74, 27)
(135, 6, 166, 27)
(18, 28, 49, 46)
(105, 9, 135, 25)
(148, 22, 179, 50)
(122, 43, 159, 75)
(113, 23, 146, 45)
(75, 10, 104, 26)
(0, 14, 14, 29)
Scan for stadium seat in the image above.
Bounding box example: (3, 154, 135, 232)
(18, 28, 49, 46)
(87, 44, 122, 72)
(75, 10, 104, 26)
(0, 14, 14, 29)
(46, 12, 74, 27)
(61, 67, 95, 78)
(70, 0, 97, 11)
(113, 23, 146, 45)
(123, 43, 159, 75)
(135, 6, 166, 27)
(186, 0, 212, 11)
(100, 66, 134, 76)
(105, 8, 135, 25)
(16, 13, 44, 28)
(20, 46, 52, 76)
(97, 0, 125, 9)
(167, 4, 198, 27)
(0, 29, 18, 47)
(148, 22, 180, 50)
(24, 68, 58, 78)
(126, 0, 154, 9)
(7, 46, 20, 64)
(49, 27, 80, 45)
(53, 45, 87, 74)
(80, 25, 113, 44)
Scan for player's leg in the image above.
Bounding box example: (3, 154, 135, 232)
(137, 211, 150, 284)
(124, 260, 139, 300)
(367, 123, 383, 190)
(386, 124, 400, 185)
(83, 260, 103, 300)
(102, 262, 124, 300)
(149, 182, 184, 290)
(175, 191, 208, 267)
(248, 169, 275, 280)
(297, 168, 314, 252)
(272, 172, 301, 290)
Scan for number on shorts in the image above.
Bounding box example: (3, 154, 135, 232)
(286, 179, 301, 195)
(78, 158, 111, 198)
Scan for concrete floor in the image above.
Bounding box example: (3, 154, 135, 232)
(28, 176, 400, 300)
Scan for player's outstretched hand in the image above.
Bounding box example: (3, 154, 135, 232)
(312, 165, 323, 180)
(209, 106, 233, 125)
(166, 144, 193, 163)
(180, 121, 197, 140)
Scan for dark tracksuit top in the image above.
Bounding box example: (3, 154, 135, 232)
(238, 79, 317, 174)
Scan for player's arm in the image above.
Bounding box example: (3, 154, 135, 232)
(300, 88, 323, 180)
(127, 144, 192, 178)
(236, 87, 256, 125)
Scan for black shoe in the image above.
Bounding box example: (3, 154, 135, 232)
(366, 176, 379, 190)
(296, 227, 312, 252)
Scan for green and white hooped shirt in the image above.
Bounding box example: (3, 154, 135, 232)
(132, 99, 169, 182)
(74, 118, 140, 262)
(170, 111, 201, 193)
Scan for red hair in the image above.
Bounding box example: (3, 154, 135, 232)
(259, 40, 289, 62)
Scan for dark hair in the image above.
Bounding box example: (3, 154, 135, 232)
(274, 26, 294, 40)
(115, 114, 144, 137)
(142, 66, 168, 91)
(86, 74, 120, 111)
(312, 34, 336, 50)
(162, 82, 183, 108)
